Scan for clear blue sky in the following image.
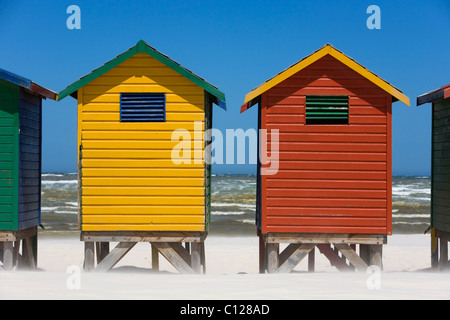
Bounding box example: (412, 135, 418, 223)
(1, 0, 449, 175)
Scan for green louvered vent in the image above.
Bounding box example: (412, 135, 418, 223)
(305, 95, 349, 125)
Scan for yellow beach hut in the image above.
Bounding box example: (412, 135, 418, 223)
(58, 40, 226, 273)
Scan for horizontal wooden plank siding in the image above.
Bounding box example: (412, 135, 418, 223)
(80, 53, 206, 232)
(17, 88, 41, 230)
(260, 55, 391, 235)
(0, 79, 18, 230)
(432, 98, 450, 233)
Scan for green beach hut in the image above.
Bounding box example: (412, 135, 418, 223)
(0, 68, 56, 270)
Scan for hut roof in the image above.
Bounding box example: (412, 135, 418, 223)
(417, 84, 450, 105)
(241, 44, 410, 113)
(0, 68, 57, 100)
(57, 40, 226, 109)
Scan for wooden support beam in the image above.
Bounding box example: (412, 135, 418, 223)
(317, 244, 353, 272)
(265, 233, 386, 245)
(334, 243, 368, 272)
(279, 243, 300, 266)
(151, 242, 196, 274)
(169, 242, 191, 266)
(95, 242, 136, 272)
(0, 227, 37, 242)
(81, 231, 207, 243)
(276, 244, 315, 273)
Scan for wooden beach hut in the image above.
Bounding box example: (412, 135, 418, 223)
(417, 84, 450, 271)
(240, 44, 410, 273)
(0, 68, 57, 270)
(57, 40, 226, 273)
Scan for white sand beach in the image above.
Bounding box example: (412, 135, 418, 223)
(0, 232, 449, 300)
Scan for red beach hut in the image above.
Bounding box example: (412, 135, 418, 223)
(240, 44, 410, 273)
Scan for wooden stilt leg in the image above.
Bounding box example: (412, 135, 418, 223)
(32, 234, 38, 269)
(201, 241, 206, 274)
(100, 242, 109, 262)
(431, 228, 439, 271)
(95, 242, 101, 263)
(191, 242, 202, 274)
(23, 237, 36, 269)
(84, 242, 95, 272)
(13, 240, 20, 268)
(259, 235, 266, 274)
(151, 243, 159, 272)
(360, 244, 370, 265)
(266, 243, 279, 274)
(439, 237, 448, 271)
(308, 247, 315, 272)
(96, 242, 110, 264)
(369, 244, 383, 270)
(3, 242, 14, 271)
(349, 244, 357, 269)
(20, 239, 28, 269)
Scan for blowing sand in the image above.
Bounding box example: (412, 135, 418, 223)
(0, 232, 449, 300)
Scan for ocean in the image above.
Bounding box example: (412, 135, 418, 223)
(41, 174, 431, 236)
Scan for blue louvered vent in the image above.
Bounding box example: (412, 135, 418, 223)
(120, 93, 166, 122)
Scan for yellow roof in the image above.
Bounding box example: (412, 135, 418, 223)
(241, 44, 410, 112)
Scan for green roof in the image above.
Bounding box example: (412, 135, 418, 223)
(58, 40, 226, 109)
